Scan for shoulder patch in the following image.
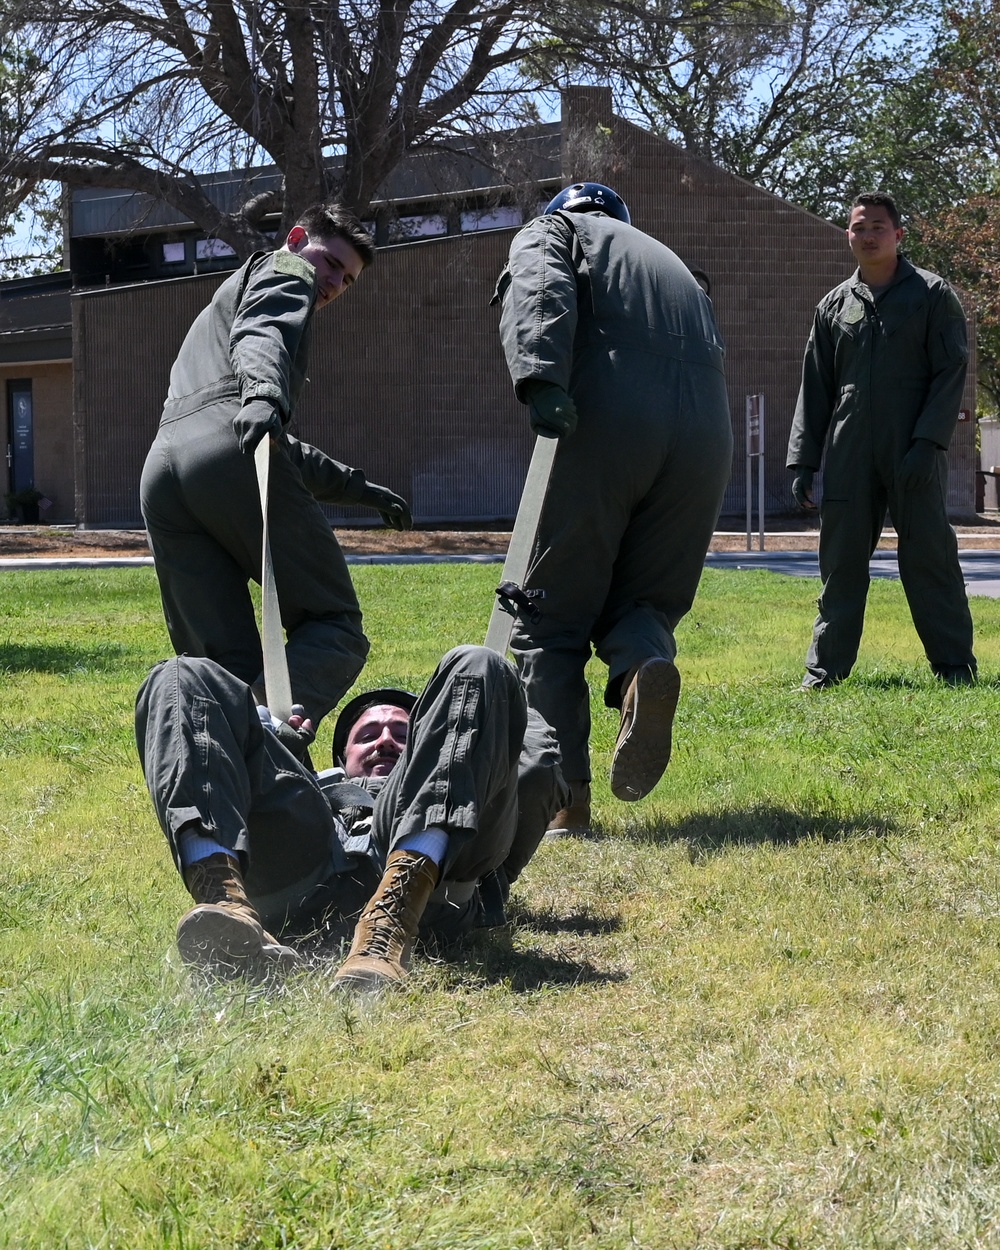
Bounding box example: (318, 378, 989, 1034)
(273, 251, 316, 286)
(839, 295, 866, 326)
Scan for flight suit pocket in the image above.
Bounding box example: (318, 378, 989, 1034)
(829, 384, 857, 440)
(880, 296, 926, 339)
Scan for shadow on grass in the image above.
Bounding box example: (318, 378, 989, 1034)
(837, 673, 920, 691)
(834, 671, 988, 691)
(0, 641, 128, 674)
(620, 804, 897, 860)
(435, 933, 627, 991)
(303, 905, 624, 992)
(507, 904, 621, 936)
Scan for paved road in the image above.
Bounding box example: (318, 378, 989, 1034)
(4, 548, 1000, 597)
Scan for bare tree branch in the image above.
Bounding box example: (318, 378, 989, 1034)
(1, 0, 557, 258)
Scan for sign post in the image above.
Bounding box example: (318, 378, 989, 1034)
(745, 394, 765, 552)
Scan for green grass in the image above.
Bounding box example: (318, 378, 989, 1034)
(4, 564, 1000, 1247)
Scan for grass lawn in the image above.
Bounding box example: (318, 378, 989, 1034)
(3, 563, 1000, 1248)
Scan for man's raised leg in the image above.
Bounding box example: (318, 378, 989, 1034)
(332, 645, 534, 991)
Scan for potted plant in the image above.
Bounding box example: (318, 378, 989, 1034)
(5, 487, 44, 524)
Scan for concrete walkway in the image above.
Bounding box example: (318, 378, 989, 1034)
(4, 547, 1000, 597)
(0, 553, 503, 570)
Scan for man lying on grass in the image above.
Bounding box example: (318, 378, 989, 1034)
(135, 646, 566, 991)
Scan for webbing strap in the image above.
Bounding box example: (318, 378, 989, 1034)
(483, 434, 558, 654)
(254, 437, 294, 721)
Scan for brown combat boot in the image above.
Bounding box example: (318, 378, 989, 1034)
(543, 780, 593, 839)
(610, 658, 681, 801)
(176, 853, 300, 979)
(331, 849, 440, 993)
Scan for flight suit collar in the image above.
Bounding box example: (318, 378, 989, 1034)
(849, 254, 916, 302)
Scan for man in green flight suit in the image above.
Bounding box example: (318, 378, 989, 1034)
(787, 191, 976, 688)
(495, 183, 733, 837)
(141, 203, 412, 727)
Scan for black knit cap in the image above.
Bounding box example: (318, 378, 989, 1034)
(331, 687, 418, 765)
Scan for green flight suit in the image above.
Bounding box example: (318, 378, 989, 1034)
(497, 211, 733, 783)
(141, 249, 370, 725)
(787, 257, 975, 686)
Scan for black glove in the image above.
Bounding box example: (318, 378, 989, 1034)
(898, 438, 940, 490)
(358, 482, 413, 531)
(523, 380, 578, 438)
(271, 705, 316, 763)
(234, 399, 282, 455)
(790, 466, 817, 510)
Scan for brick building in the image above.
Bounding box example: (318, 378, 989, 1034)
(0, 87, 978, 526)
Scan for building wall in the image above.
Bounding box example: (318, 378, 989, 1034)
(72, 230, 532, 527)
(72, 87, 977, 526)
(72, 274, 231, 525)
(0, 362, 74, 521)
(560, 87, 977, 518)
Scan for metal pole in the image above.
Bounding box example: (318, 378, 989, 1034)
(744, 394, 766, 551)
(745, 395, 752, 553)
(757, 394, 766, 551)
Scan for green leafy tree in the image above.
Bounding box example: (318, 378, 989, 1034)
(934, 0, 1000, 161)
(536, 0, 985, 228)
(904, 2, 1000, 412)
(917, 197, 1000, 412)
(530, 0, 786, 154)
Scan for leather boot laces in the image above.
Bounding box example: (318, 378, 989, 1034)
(184, 855, 258, 924)
(357, 861, 425, 958)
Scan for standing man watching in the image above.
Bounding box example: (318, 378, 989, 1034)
(141, 203, 412, 729)
(787, 191, 976, 688)
(495, 183, 733, 835)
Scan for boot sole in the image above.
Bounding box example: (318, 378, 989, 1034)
(543, 817, 596, 841)
(176, 905, 300, 980)
(610, 659, 681, 801)
(542, 805, 590, 845)
(544, 784, 593, 839)
(331, 956, 406, 995)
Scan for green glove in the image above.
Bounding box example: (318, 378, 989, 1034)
(358, 482, 413, 531)
(234, 399, 282, 454)
(523, 380, 578, 438)
(790, 466, 816, 509)
(898, 438, 940, 490)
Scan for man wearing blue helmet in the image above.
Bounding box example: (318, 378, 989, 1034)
(494, 182, 733, 835)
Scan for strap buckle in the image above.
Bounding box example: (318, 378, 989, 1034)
(495, 581, 545, 624)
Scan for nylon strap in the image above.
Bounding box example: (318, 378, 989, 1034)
(483, 434, 559, 654)
(254, 437, 294, 721)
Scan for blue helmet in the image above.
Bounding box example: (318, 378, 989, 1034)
(544, 182, 631, 225)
